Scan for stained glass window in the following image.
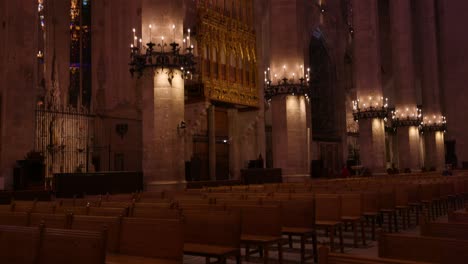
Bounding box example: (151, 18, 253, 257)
(69, 0, 92, 109)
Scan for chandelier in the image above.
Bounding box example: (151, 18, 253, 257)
(264, 66, 312, 101)
(391, 106, 422, 127)
(352, 96, 389, 121)
(129, 26, 196, 80)
(420, 115, 447, 133)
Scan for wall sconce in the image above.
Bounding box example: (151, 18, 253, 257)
(177, 121, 186, 135)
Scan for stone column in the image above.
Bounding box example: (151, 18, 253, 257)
(208, 105, 216, 180)
(271, 96, 309, 176)
(269, 0, 311, 179)
(417, 0, 445, 170)
(141, 69, 185, 190)
(352, 0, 386, 173)
(389, 0, 421, 171)
(0, 0, 37, 189)
(228, 108, 240, 179)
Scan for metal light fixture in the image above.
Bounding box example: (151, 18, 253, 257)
(129, 27, 196, 79)
(391, 106, 422, 127)
(264, 66, 312, 101)
(420, 115, 447, 133)
(352, 96, 389, 121)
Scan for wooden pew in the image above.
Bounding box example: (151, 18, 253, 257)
(0, 211, 29, 226)
(315, 194, 344, 253)
(70, 215, 122, 253)
(88, 207, 129, 217)
(0, 225, 107, 264)
(29, 213, 70, 229)
(448, 210, 468, 223)
(131, 207, 181, 219)
(280, 199, 317, 264)
(183, 210, 241, 264)
(37, 228, 107, 264)
(379, 233, 468, 264)
(318, 246, 433, 264)
(340, 193, 366, 248)
(230, 205, 284, 264)
(420, 220, 468, 240)
(0, 225, 40, 264)
(107, 218, 183, 264)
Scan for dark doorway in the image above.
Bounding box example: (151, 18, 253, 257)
(445, 140, 457, 168)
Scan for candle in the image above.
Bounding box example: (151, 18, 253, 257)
(149, 24, 152, 43)
(183, 38, 186, 51)
(139, 38, 142, 50)
(134, 36, 137, 47)
(132, 28, 136, 46)
(172, 24, 176, 43)
(188, 28, 191, 46)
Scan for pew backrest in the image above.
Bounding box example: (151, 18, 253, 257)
(379, 233, 468, 264)
(70, 215, 121, 253)
(0, 225, 40, 264)
(37, 228, 106, 264)
(0, 211, 29, 226)
(118, 218, 183, 261)
(183, 210, 241, 248)
(29, 213, 70, 229)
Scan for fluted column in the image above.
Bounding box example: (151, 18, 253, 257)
(352, 0, 386, 173)
(418, 0, 445, 170)
(390, 0, 421, 171)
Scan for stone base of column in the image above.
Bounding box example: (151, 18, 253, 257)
(424, 131, 445, 171)
(271, 95, 310, 176)
(145, 180, 187, 192)
(282, 174, 310, 183)
(358, 118, 386, 174)
(396, 126, 422, 171)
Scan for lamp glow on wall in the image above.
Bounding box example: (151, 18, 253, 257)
(129, 25, 196, 80)
(264, 65, 312, 101)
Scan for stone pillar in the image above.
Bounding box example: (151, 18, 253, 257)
(389, 0, 421, 171)
(269, 0, 310, 178)
(142, 69, 185, 190)
(228, 108, 240, 179)
(352, 0, 386, 173)
(0, 0, 37, 189)
(208, 105, 216, 180)
(417, 0, 445, 170)
(271, 96, 310, 176)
